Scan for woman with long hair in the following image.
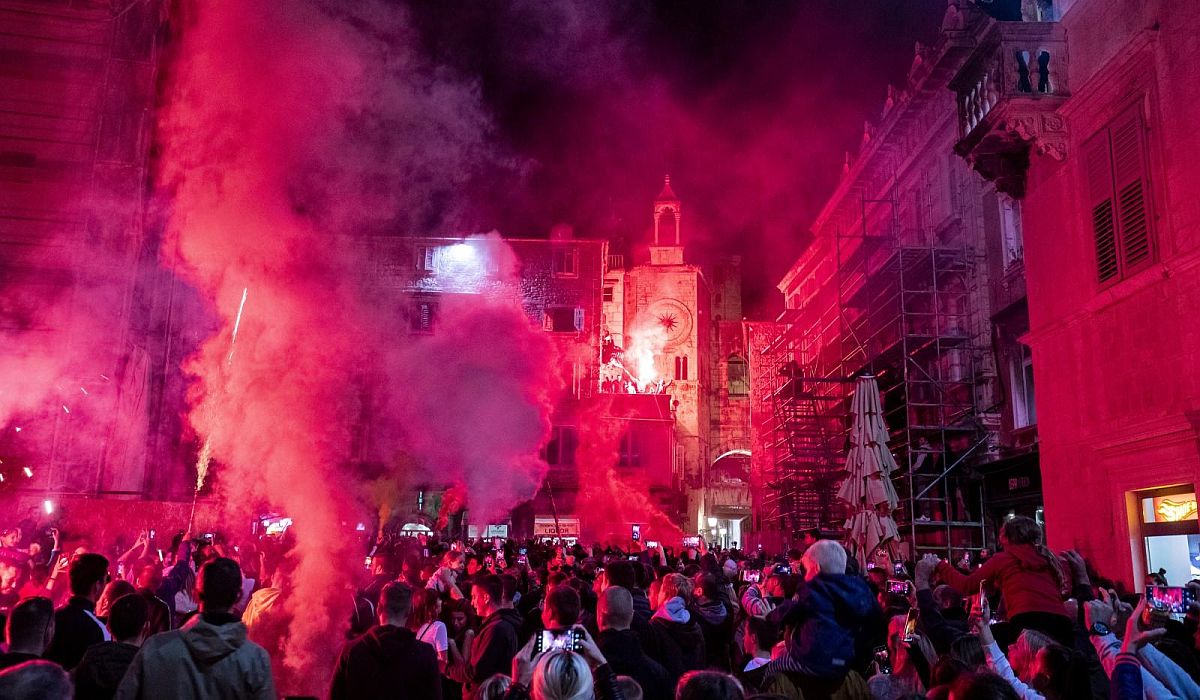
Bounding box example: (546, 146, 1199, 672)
(936, 516, 1072, 646)
(408, 587, 450, 673)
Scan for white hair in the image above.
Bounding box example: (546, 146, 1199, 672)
(802, 540, 848, 577)
(532, 650, 593, 700)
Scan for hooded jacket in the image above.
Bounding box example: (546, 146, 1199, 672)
(695, 597, 736, 672)
(781, 573, 878, 679)
(464, 607, 523, 693)
(936, 543, 1067, 618)
(329, 624, 441, 700)
(650, 597, 707, 681)
(114, 612, 275, 700)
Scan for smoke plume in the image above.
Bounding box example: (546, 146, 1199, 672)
(157, 0, 545, 691)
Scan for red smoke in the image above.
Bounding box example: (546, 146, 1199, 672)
(157, 2, 559, 692)
(575, 396, 683, 545)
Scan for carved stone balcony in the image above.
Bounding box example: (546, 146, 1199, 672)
(951, 19, 1069, 198)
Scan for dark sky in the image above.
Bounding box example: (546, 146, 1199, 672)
(401, 1, 947, 313)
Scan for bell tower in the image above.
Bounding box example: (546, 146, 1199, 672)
(650, 175, 684, 265)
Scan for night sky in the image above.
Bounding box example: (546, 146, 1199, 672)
(400, 1, 947, 313)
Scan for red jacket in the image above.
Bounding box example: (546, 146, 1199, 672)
(936, 543, 1067, 618)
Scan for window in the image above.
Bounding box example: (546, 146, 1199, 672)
(546, 307, 583, 333)
(674, 355, 688, 381)
(411, 300, 436, 333)
(602, 286, 614, 303)
(1085, 104, 1154, 285)
(552, 247, 578, 277)
(727, 356, 748, 396)
(543, 426, 579, 466)
(999, 194, 1024, 268)
(1011, 344, 1036, 428)
(618, 429, 640, 467)
(414, 245, 435, 272)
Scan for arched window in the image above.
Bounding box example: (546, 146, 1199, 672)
(674, 355, 688, 381)
(727, 355, 748, 396)
(657, 207, 679, 244)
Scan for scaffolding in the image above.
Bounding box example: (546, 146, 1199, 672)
(758, 185, 991, 558)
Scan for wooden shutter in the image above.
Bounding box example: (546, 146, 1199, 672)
(1110, 107, 1153, 272)
(1084, 131, 1119, 283)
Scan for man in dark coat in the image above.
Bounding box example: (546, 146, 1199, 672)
(45, 553, 110, 670)
(329, 581, 441, 700)
(459, 573, 522, 696)
(73, 593, 148, 699)
(0, 596, 55, 670)
(597, 586, 671, 699)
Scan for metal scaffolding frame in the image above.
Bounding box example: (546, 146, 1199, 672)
(759, 182, 990, 557)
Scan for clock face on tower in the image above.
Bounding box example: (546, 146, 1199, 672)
(645, 298, 693, 348)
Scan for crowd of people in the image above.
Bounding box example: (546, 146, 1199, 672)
(0, 514, 1198, 700)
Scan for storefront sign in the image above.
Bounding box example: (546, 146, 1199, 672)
(1142, 494, 1198, 523)
(485, 524, 509, 539)
(534, 517, 580, 538)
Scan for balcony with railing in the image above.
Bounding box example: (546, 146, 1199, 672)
(951, 18, 1069, 197)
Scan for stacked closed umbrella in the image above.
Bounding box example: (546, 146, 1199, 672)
(837, 375, 900, 566)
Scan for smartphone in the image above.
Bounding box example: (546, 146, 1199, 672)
(627, 555, 639, 561)
(873, 645, 892, 675)
(866, 562, 877, 570)
(773, 563, 791, 576)
(886, 579, 911, 596)
(149, 529, 156, 540)
(203, 532, 214, 543)
(534, 628, 582, 653)
(519, 547, 528, 555)
(156, 548, 164, 562)
(517, 554, 528, 566)
(741, 569, 762, 584)
(902, 608, 919, 643)
(1146, 585, 1196, 623)
(682, 536, 700, 548)
(364, 556, 373, 569)
(893, 561, 905, 575)
(645, 540, 660, 549)
(978, 580, 988, 609)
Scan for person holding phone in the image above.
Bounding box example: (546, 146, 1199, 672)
(934, 516, 1073, 647)
(868, 613, 929, 700)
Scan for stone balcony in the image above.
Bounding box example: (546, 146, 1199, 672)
(951, 19, 1069, 197)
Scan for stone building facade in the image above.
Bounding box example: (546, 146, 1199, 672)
(950, 0, 1200, 585)
(747, 1, 1043, 557)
